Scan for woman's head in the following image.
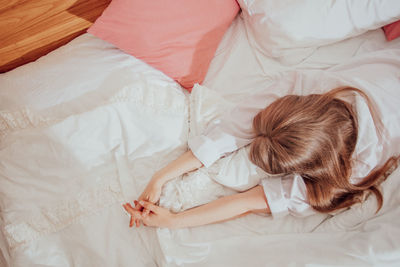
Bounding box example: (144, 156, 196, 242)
(249, 87, 398, 213)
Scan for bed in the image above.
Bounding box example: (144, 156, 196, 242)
(1, 1, 400, 266)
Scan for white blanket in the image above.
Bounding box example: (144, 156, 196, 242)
(0, 72, 188, 266)
(1, 25, 400, 267)
(2, 57, 400, 266)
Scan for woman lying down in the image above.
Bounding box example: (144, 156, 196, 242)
(123, 75, 400, 229)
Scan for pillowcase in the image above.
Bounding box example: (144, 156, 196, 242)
(238, 0, 400, 65)
(88, 0, 240, 92)
(383, 20, 400, 41)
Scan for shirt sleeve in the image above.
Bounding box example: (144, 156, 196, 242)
(261, 174, 315, 218)
(187, 70, 329, 168)
(188, 95, 270, 167)
(188, 77, 295, 168)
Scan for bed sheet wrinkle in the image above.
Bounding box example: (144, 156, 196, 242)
(0, 67, 189, 266)
(0, 72, 183, 144)
(3, 164, 123, 250)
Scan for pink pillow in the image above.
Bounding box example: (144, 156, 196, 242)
(88, 0, 239, 92)
(383, 20, 400, 41)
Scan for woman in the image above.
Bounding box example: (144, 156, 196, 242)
(123, 75, 399, 229)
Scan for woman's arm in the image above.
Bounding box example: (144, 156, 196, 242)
(124, 185, 270, 229)
(154, 150, 203, 186)
(173, 185, 270, 228)
(132, 150, 203, 225)
(137, 150, 202, 204)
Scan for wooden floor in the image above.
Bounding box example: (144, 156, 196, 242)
(0, 0, 111, 73)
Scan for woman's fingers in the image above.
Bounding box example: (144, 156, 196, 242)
(124, 201, 168, 228)
(133, 200, 144, 227)
(130, 215, 134, 228)
(123, 203, 143, 227)
(134, 199, 143, 211)
(123, 200, 163, 228)
(123, 203, 133, 214)
(139, 200, 160, 214)
(123, 203, 134, 227)
(142, 208, 150, 217)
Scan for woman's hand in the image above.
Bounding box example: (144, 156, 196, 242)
(123, 186, 270, 229)
(123, 201, 176, 229)
(138, 176, 163, 206)
(128, 176, 163, 227)
(137, 150, 202, 207)
(129, 150, 203, 227)
(131, 176, 163, 227)
(122, 202, 142, 228)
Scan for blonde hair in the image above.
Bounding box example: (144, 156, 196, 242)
(249, 87, 399, 213)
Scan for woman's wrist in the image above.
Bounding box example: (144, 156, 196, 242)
(151, 172, 166, 187)
(168, 212, 182, 229)
(151, 150, 203, 190)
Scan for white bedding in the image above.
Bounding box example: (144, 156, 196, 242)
(1, 15, 400, 267)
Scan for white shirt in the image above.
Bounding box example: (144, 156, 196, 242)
(188, 50, 400, 218)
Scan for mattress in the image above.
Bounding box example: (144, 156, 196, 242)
(1, 14, 400, 267)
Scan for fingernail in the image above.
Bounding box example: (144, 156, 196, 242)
(139, 201, 144, 205)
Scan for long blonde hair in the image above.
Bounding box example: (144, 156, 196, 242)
(249, 87, 399, 213)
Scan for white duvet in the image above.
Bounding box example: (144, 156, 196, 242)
(1, 18, 400, 267)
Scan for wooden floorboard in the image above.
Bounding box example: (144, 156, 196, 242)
(0, 0, 111, 73)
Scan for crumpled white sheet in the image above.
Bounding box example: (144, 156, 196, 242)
(0, 71, 188, 267)
(1, 23, 400, 267)
(156, 55, 400, 266)
(1, 59, 400, 266)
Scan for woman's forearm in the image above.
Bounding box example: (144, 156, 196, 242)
(172, 186, 270, 228)
(154, 150, 203, 186)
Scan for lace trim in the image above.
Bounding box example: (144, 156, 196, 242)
(3, 176, 124, 250)
(0, 81, 186, 141)
(0, 108, 57, 140)
(110, 83, 186, 115)
(159, 168, 235, 213)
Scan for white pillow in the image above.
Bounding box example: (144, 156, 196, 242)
(238, 0, 400, 64)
